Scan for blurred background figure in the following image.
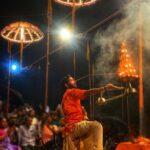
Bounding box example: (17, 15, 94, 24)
(41, 113, 53, 148)
(8, 116, 19, 145)
(0, 116, 21, 150)
(18, 116, 37, 150)
(29, 109, 38, 126)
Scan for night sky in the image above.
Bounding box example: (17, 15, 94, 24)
(1, 0, 149, 137)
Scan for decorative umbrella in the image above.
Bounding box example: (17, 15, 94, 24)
(55, 0, 96, 7)
(1, 21, 44, 66)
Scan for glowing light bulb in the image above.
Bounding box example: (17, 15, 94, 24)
(20, 27, 25, 40)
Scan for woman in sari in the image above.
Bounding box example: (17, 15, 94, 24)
(40, 113, 63, 150)
(0, 117, 21, 150)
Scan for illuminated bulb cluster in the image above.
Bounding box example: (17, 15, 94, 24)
(118, 42, 138, 80)
(55, 0, 96, 7)
(1, 22, 44, 44)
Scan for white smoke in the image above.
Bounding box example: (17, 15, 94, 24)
(94, 0, 150, 84)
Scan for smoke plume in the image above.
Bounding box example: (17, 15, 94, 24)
(94, 0, 150, 85)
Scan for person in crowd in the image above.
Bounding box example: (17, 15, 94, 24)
(56, 104, 64, 118)
(51, 109, 64, 148)
(51, 111, 61, 127)
(11, 108, 18, 118)
(16, 108, 24, 126)
(29, 109, 38, 126)
(0, 117, 10, 146)
(0, 117, 21, 150)
(41, 112, 64, 149)
(18, 116, 37, 150)
(8, 116, 19, 145)
(40, 113, 56, 149)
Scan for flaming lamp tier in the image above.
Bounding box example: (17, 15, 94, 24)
(118, 42, 138, 81)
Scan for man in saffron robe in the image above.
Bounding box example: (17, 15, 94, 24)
(61, 75, 124, 150)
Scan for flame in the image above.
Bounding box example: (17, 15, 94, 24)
(118, 42, 138, 80)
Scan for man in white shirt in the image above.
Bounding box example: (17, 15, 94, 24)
(18, 116, 38, 150)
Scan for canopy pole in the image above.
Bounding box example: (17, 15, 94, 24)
(45, 0, 52, 110)
(6, 41, 12, 115)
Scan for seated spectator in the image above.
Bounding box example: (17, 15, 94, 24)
(41, 114, 54, 145)
(51, 111, 61, 127)
(40, 113, 61, 149)
(56, 104, 64, 118)
(0, 117, 21, 150)
(16, 108, 24, 126)
(51, 110, 64, 148)
(8, 117, 19, 145)
(29, 109, 38, 126)
(0, 117, 10, 144)
(18, 116, 37, 150)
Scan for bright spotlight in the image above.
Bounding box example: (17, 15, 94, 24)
(11, 65, 17, 71)
(10, 62, 19, 73)
(59, 28, 73, 42)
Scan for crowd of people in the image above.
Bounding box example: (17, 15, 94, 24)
(0, 104, 64, 150)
